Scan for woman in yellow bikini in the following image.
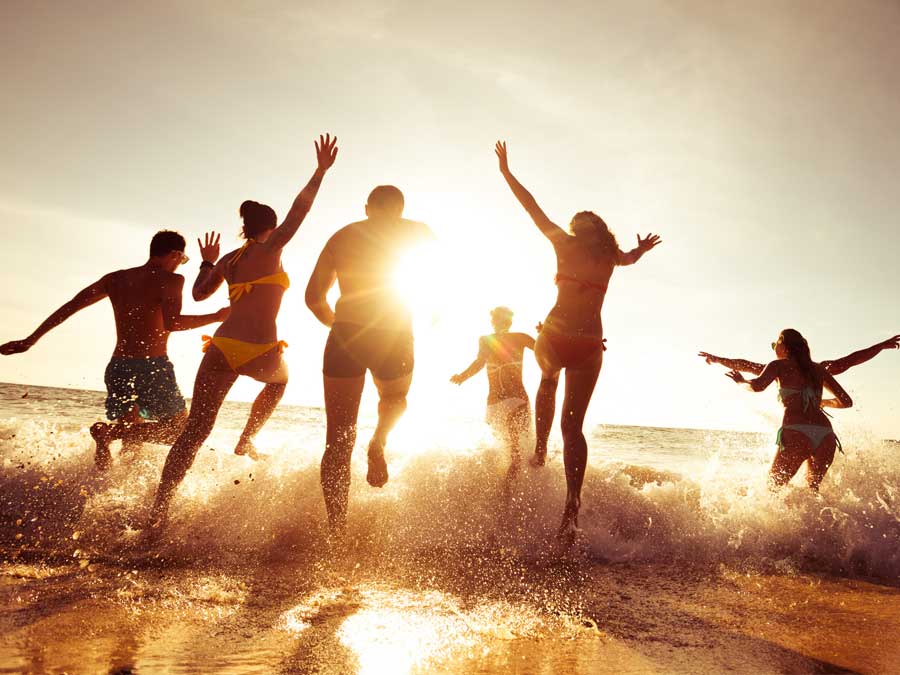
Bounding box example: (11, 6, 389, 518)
(148, 134, 338, 528)
(725, 329, 853, 489)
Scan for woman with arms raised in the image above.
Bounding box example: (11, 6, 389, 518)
(495, 141, 661, 538)
(148, 134, 338, 529)
(724, 328, 852, 490)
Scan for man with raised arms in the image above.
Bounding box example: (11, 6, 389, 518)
(305, 185, 435, 530)
(0, 230, 229, 469)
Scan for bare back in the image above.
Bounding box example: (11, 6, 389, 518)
(545, 235, 618, 336)
(328, 218, 434, 332)
(481, 332, 533, 403)
(772, 359, 831, 428)
(106, 266, 181, 358)
(214, 242, 286, 343)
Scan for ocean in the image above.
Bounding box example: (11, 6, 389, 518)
(1, 381, 898, 674)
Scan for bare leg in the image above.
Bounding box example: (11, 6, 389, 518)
(92, 407, 185, 470)
(148, 351, 237, 529)
(235, 382, 287, 459)
(533, 376, 559, 466)
(321, 375, 365, 530)
(500, 403, 530, 505)
(806, 437, 837, 491)
(558, 357, 602, 537)
(768, 430, 813, 489)
(367, 374, 412, 488)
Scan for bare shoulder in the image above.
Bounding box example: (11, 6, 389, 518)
(331, 220, 366, 244)
(402, 218, 435, 240)
(763, 359, 786, 376)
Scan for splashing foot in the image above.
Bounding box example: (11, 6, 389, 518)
(90, 422, 112, 471)
(234, 437, 267, 461)
(556, 498, 582, 547)
(529, 451, 547, 468)
(367, 440, 389, 488)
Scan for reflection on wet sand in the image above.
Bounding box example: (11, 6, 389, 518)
(2, 557, 899, 675)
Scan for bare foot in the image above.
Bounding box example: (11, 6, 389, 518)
(234, 438, 267, 461)
(90, 422, 112, 471)
(529, 451, 546, 468)
(557, 497, 582, 544)
(367, 440, 389, 488)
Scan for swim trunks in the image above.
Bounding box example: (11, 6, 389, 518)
(323, 322, 414, 380)
(104, 356, 186, 421)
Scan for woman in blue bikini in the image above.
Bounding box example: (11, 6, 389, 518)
(725, 328, 852, 489)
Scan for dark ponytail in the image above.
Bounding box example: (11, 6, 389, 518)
(780, 328, 823, 389)
(239, 200, 277, 240)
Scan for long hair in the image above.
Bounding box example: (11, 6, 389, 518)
(569, 211, 618, 262)
(780, 328, 822, 389)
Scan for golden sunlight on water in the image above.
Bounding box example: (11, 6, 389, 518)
(275, 583, 599, 675)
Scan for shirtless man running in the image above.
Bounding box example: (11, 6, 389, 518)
(305, 185, 436, 530)
(0, 230, 229, 470)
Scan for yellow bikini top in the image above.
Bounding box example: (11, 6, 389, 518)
(226, 239, 291, 302)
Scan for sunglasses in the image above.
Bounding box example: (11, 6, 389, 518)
(771, 339, 782, 351)
(177, 251, 190, 265)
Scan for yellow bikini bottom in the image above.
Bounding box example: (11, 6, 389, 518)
(202, 335, 288, 372)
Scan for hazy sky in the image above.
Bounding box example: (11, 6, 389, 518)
(2, 0, 898, 437)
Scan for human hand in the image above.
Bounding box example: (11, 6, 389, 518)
(0, 337, 35, 355)
(214, 307, 231, 322)
(725, 370, 745, 384)
(879, 335, 900, 350)
(698, 351, 719, 365)
(198, 231, 221, 264)
(315, 133, 338, 172)
(450, 374, 464, 385)
(495, 141, 509, 173)
(636, 233, 662, 253)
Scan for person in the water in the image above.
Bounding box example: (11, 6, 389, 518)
(495, 140, 661, 539)
(724, 329, 853, 489)
(147, 133, 338, 530)
(699, 335, 899, 377)
(0, 231, 229, 470)
(451, 306, 535, 476)
(305, 184, 436, 530)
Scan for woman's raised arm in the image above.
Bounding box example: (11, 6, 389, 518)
(267, 134, 338, 250)
(495, 141, 566, 243)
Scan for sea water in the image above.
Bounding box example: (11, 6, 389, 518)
(1, 382, 898, 674)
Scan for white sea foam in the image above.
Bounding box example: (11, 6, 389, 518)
(1, 406, 897, 581)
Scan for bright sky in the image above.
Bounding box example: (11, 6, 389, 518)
(1, 0, 898, 437)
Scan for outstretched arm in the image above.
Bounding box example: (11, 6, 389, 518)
(699, 352, 766, 375)
(193, 231, 227, 301)
(1, 277, 109, 354)
(267, 134, 338, 251)
(450, 357, 485, 385)
(305, 243, 337, 328)
(618, 233, 662, 265)
(451, 339, 488, 384)
(823, 335, 900, 376)
(820, 370, 853, 409)
(161, 275, 230, 331)
(726, 360, 780, 392)
(495, 141, 567, 242)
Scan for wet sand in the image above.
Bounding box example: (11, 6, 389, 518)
(2, 550, 898, 675)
